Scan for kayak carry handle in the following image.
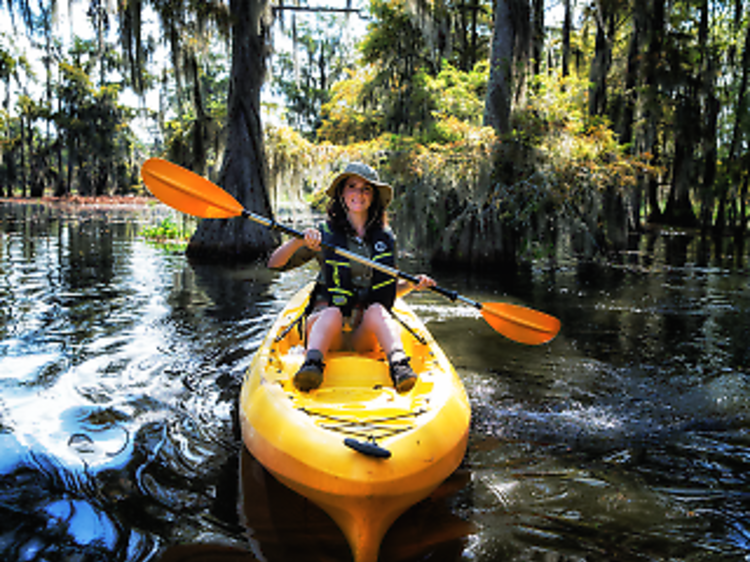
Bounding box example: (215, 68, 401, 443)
(344, 438, 392, 459)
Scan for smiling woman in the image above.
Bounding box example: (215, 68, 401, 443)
(266, 161, 438, 393)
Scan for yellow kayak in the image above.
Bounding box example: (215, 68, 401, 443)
(240, 283, 471, 562)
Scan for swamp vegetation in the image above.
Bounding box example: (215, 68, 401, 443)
(0, 0, 749, 267)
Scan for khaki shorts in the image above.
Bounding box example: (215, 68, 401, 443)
(307, 300, 369, 351)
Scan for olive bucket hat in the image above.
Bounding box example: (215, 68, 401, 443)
(326, 162, 393, 209)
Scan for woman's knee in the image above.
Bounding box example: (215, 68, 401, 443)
(363, 302, 388, 321)
(308, 306, 343, 334)
(361, 303, 397, 334)
(310, 305, 343, 325)
(307, 306, 344, 351)
(322, 306, 344, 321)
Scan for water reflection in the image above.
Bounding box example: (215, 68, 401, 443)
(0, 203, 265, 560)
(0, 202, 748, 561)
(235, 449, 472, 562)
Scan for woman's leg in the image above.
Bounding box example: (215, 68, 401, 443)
(295, 306, 343, 391)
(351, 303, 417, 392)
(306, 306, 344, 355)
(350, 303, 399, 355)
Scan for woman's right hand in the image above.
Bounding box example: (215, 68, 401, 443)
(303, 228, 322, 251)
(268, 227, 321, 269)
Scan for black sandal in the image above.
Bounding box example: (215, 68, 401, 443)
(389, 354, 417, 393)
(294, 349, 325, 391)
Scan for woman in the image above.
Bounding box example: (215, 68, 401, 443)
(267, 162, 435, 392)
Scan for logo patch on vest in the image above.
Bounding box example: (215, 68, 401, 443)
(332, 295, 348, 306)
(374, 240, 388, 253)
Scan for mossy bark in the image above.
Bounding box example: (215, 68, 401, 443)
(187, 0, 279, 263)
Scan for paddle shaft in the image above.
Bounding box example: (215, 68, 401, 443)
(139, 157, 560, 342)
(240, 209, 478, 308)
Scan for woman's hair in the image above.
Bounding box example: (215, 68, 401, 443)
(327, 180, 387, 236)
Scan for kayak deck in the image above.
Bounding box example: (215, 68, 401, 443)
(240, 283, 471, 562)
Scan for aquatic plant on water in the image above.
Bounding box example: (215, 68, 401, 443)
(140, 216, 195, 250)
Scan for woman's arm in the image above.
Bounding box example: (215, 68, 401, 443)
(267, 237, 305, 269)
(267, 227, 322, 270)
(396, 274, 436, 299)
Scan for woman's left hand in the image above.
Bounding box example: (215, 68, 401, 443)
(413, 274, 436, 291)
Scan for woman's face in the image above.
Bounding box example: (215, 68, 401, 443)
(341, 176, 374, 214)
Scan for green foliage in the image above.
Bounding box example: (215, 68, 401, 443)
(161, 41, 230, 179)
(0, 42, 17, 82)
(271, 15, 355, 138)
(319, 59, 489, 145)
(0, 28, 139, 197)
(470, 70, 657, 258)
(427, 60, 488, 124)
(56, 53, 137, 196)
(318, 66, 382, 144)
(420, 60, 488, 143)
(267, 117, 497, 212)
(521, 71, 653, 193)
(140, 216, 195, 250)
(302, 66, 650, 261)
(358, 0, 436, 135)
(265, 123, 317, 201)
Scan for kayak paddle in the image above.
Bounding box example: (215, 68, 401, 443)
(140, 157, 561, 345)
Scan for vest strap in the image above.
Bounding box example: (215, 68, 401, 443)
(321, 222, 396, 315)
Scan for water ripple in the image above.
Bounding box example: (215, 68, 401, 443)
(2, 205, 750, 561)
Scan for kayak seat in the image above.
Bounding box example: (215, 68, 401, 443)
(320, 354, 392, 389)
(270, 348, 392, 389)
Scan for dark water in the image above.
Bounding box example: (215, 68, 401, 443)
(1, 203, 748, 562)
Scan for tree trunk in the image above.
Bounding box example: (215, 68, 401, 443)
(717, 10, 750, 234)
(562, 0, 571, 77)
(188, 52, 208, 178)
(67, 137, 74, 196)
(484, 0, 530, 135)
(697, 0, 718, 234)
(55, 66, 67, 197)
(641, 0, 665, 222)
(484, 0, 515, 134)
(588, 2, 610, 117)
(470, 0, 480, 68)
(187, 0, 279, 263)
(531, 0, 543, 75)
(590, 2, 624, 243)
(618, 0, 643, 230)
(741, 170, 749, 233)
(699, 93, 718, 231)
(20, 114, 27, 198)
(663, 98, 699, 228)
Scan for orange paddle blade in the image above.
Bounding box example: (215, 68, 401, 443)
(140, 158, 244, 219)
(481, 302, 560, 345)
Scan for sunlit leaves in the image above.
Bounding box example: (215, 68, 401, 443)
(271, 14, 355, 137)
(508, 70, 654, 219)
(425, 60, 488, 125)
(318, 54, 489, 145)
(318, 66, 381, 144)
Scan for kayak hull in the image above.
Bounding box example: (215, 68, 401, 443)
(240, 283, 471, 562)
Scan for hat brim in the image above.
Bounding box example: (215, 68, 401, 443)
(326, 172, 393, 209)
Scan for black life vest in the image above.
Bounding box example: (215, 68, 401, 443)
(321, 222, 397, 316)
